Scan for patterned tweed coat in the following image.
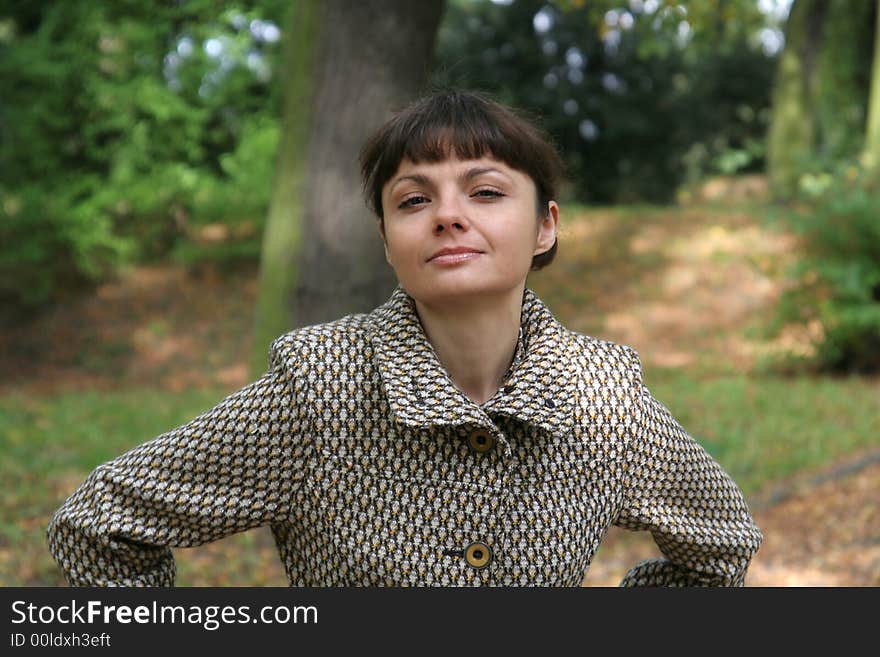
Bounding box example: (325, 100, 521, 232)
(47, 287, 762, 587)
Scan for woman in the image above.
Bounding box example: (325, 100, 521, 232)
(47, 90, 762, 586)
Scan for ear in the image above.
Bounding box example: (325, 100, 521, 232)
(376, 220, 391, 265)
(534, 201, 559, 256)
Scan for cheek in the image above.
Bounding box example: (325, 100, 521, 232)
(383, 227, 418, 266)
(501, 218, 542, 254)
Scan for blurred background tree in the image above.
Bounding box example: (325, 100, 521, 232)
(2, 0, 878, 373)
(764, 0, 880, 374)
(765, 0, 874, 199)
(250, 0, 443, 373)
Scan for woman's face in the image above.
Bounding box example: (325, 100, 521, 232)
(379, 155, 558, 307)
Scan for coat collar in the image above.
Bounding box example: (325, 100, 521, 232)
(368, 286, 577, 436)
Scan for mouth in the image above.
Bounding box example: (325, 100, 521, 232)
(427, 247, 484, 265)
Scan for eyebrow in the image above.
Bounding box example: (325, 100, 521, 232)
(388, 166, 512, 194)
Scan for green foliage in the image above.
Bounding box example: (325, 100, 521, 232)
(0, 1, 283, 311)
(433, 0, 778, 204)
(771, 163, 880, 374)
(768, 0, 880, 373)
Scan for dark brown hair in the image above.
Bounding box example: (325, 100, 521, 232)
(359, 89, 564, 270)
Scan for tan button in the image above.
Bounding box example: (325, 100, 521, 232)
(467, 429, 495, 453)
(465, 542, 492, 569)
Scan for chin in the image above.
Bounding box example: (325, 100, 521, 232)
(401, 275, 525, 307)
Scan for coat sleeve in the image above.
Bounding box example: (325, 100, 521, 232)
(46, 334, 309, 586)
(614, 348, 763, 587)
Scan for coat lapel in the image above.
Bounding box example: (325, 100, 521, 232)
(369, 287, 486, 429)
(369, 286, 577, 436)
(481, 289, 578, 437)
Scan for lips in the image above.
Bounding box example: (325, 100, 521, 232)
(427, 246, 484, 264)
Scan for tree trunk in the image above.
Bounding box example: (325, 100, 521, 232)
(814, 0, 874, 162)
(864, 1, 880, 177)
(295, 0, 444, 326)
(250, 0, 320, 375)
(766, 0, 874, 199)
(251, 0, 445, 374)
(766, 0, 827, 199)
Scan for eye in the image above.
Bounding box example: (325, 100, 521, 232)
(472, 188, 504, 199)
(398, 194, 430, 209)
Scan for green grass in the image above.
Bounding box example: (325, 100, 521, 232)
(1, 375, 877, 585)
(646, 370, 880, 495)
(0, 387, 234, 585)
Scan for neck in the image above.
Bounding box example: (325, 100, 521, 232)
(414, 287, 524, 405)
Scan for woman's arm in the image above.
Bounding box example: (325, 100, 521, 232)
(46, 335, 308, 586)
(614, 350, 763, 587)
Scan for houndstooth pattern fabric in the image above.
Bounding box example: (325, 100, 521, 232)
(47, 286, 762, 587)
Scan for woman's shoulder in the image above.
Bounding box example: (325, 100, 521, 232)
(562, 327, 644, 377)
(523, 288, 644, 378)
(267, 311, 375, 370)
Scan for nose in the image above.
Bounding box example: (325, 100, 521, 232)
(433, 193, 469, 235)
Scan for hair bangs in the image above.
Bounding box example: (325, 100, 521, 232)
(398, 106, 517, 168)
